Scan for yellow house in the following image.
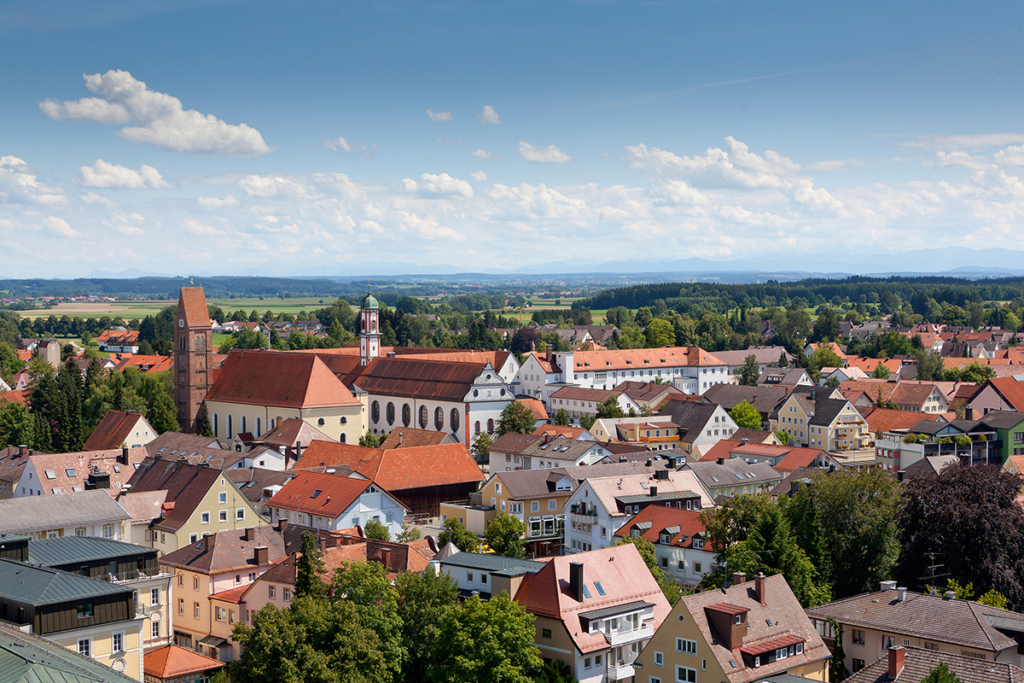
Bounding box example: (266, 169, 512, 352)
(125, 458, 267, 555)
(204, 349, 366, 445)
(771, 391, 868, 451)
(634, 572, 830, 683)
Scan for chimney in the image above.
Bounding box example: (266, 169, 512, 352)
(717, 457, 725, 465)
(655, 468, 669, 480)
(245, 527, 256, 542)
(754, 572, 767, 606)
(880, 580, 897, 592)
(896, 587, 908, 602)
(732, 571, 746, 585)
(254, 546, 270, 566)
(965, 406, 974, 420)
(380, 547, 392, 569)
(398, 433, 404, 445)
(897, 471, 905, 483)
(944, 591, 956, 600)
(739, 438, 749, 446)
(121, 447, 129, 464)
(295, 442, 303, 461)
(569, 562, 584, 602)
(645, 459, 653, 467)
(275, 519, 289, 533)
(888, 646, 905, 679)
(650, 485, 658, 497)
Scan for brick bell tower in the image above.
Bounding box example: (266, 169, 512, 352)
(175, 286, 213, 433)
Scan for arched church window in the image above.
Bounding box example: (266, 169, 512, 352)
(435, 407, 444, 431)
(450, 409, 460, 434)
(402, 404, 411, 427)
(420, 405, 428, 429)
(386, 402, 396, 425)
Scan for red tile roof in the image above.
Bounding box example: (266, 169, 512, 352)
(177, 287, 210, 328)
(379, 427, 453, 449)
(83, 410, 147, 451)
(516, 397, 549, 421)
(986, 377, 1024, 412)
(267, 470, 378, 518)
(571, 346, 725, 371)
(535, 425, 588, 439)
(209, 584, 249, 603)
(206, 349, 360, 408)
(300, 441, 485, 490)
(698, 440, 824, 472)
(352, 356, 492, 402)
(0, 390, 29, 406)
(144, 644, 224, 679)
(860, 407, 942, 433)
(613, 506, 707, 549)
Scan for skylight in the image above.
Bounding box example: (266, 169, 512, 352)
(581, 584, 592, 599)
(113, 465, 121, 473)
(735, 474, 745, 480)
(44, 470, 56, 480)
(310, 490, 322, 499)
(65, 468, 76, 477)
(595, 582, 606, 596)
(711, 476, 718, 482)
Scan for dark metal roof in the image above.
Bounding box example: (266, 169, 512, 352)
(438, 552, 545, 574)
(28, 537, 156, 568)
(615, 491, 700, 505)
(578, 600, 655, 621)
(0, 621, 138, 683)
(0, 557, 133, 606)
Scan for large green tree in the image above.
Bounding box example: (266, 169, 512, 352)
(595, 396, 626, 419)
(496, 401, 536, 436)
(484, 511, 527, 558)
(364, 519, 392, 542)
(729, 401, 761, 430)
(644, 319, 676, 348)
(329, 561, 405, 681)
(395, 569, 460, 682)
(438, 517, 481, 552)
(739, 354, 760, 386)
(295, 531, 326, 599)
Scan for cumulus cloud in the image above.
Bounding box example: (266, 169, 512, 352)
(478, 105, 501, 125)
(624, 137, 797, 189)
(518, 141, 573, 164)
(183, 219, 223, 235)
(903, 133, 1024, 151)
(489, 182, 586, 220)
(198, 194, 239, 208)
(78, 159, 171, 188)
(81, 192, 114, 205)
(426, 109, 452, 123)
(929, 151, 992, 171)
(321, 137, 352, 153)
(470, 171, 488, 182)
(649, 179, 709, 205)
(402, 173, 474, 199)
(40, 70, 271, 156)
(45, 216, 82, 238)
(792, 179, 846, 213)
(472, 149, 492, 160)
(0, 155, 65, 205)
(995, 146, 1024, 167)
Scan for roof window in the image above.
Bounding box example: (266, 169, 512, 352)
(44, 470, 56, 480)
(65, 468, 76, 477)
(581, 584, 592, 599)
(310, 490, 322, 499)
(595, 582, 606, 596)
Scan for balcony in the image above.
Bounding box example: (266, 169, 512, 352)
(605, 623, 654, 647)
(607, 661, 636, 680)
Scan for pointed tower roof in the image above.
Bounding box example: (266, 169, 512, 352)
(178, 287, 210, 328)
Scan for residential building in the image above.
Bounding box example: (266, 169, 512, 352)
(97, 329, 140, 354)
(711, 346, 795, 380)
(25, 535, 174, 653)
(806, 583, 1024, 673)
(657, 399, 741, 455)
(846, 646, 1024, 683)
(634, 572, 830, 683)
(143, 644, 225, 683)
(125, 459, 266, 554)
(859, 407, 943, 437)
(613, 381, 686, 412)
(267, 470, 406, 537)
(700, 440, 828, 473)
(12, 447, 148, 498)
(840, 379, 951, 414)
(159, 527, 286, 661)
(514, 544, 672, 683)
(297, 440, 484, 516)
(534, 424, 600, 441)
(489, 432, 612, 471)
(0, 620, 140, 683)
(683, 458, 783, 499)
(758, 368, 815, 387)
(702, 384, 794, 429)
(174, 287, 213, 434)
(225, 468, 295, 517)
(563, 468, 713, 554)
(84, 411, 158, 451)
(874, 418, 1000, 472)
(977, 410, 1024, 460)
(969, 376, 1024, 416)
(204, 349, 366, 445)
(770, 393, 869, 451)
(434, 550, 546, 599)
(0, 556, 144, 680)
(116, 490, 169, 546)
(0, 489, 130, 540)
(901, 454, 960, 480)
(548, 386, 642, 423)
(260, 416, 335, 460)
(613, 506, 715, 587)
(604, 420, 686, 452)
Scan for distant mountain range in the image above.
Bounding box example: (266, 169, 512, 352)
(86, 247, 1024, 281)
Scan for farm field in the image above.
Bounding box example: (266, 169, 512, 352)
(16, 297, 335, 320)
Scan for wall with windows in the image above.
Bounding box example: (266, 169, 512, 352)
(50, 619, 145, 682)
(151, 473, 264, 555)
(269, 486, 406, 539)
(204, 399, 366, 446)
(652, 542, 717, 589)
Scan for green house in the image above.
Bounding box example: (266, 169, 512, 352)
(978, 410, 1024, 463)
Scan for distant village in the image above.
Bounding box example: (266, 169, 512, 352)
(1, 284, 1024, 683)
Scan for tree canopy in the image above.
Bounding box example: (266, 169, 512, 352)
(729, 400, 761, 430)
(484, 512, 527, 558)
(496, 402, 536, 436)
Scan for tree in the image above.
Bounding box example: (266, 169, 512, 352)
(395, 568, 459, 682)
(364, 519, 392, 542)
(613, 535, 684, 605)
(778, 350, 790, 368)
(898, 464, 1024, 609)
(595, 396, 626, 419)
(739, 355, 760, 386)
(579, 414, 596, 430)
(359, 431, 383, 448)
(199, 410, 214, 438)
(814, 307, 841, 342)
(485, 512, 527, 558)
(329, 561, 406, 682)
(553, 408, 570, 426)
(729, 401, 761, 430)
(437, 517, 480, 552)
(644, 319, 676, 348)
(396, 523, 422, 543)
(471, 432, 493, 462)
(774, 429, 790, 444)
(872, 363, 891, 379)
(828, 619, 850, 683)
(0, 400, 34, 449)
(943, 579, 1008, 609)
(294, 531, 326, 599)
(425, 593, 542, 683)
(922, 663, 962, 683)
(496, 401, 536, 436)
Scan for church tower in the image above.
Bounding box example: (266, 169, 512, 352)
(175, 286, 213, 433)
(359, 291, 381, 367)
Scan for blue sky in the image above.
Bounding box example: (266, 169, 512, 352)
(2, 0, 1024, 277)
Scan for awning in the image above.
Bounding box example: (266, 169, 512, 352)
(199, 636, 228, 648)
(739, 635, 804, 656)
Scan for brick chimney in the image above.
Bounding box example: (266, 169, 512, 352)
(245, 527, 256, 542)
(888, 646, 905, 679)
(732, 571, 746, 585)
(754, 572, 767, 606)
(121, 446, 129, 465)
(569, 562, 584, 603)
(380, 547, 392, 570)
(254, 546, 269, 566)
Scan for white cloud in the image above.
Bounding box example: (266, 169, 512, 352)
(198, 194, 239, 208)
(41, 70, 272, 156)
(624, 137, 797, 188)
(183, 219, 223, 235)
(649, 179, 709, 205)
(472, 149, 492, 160)
(78, 159, 171, 188)
(81, 192, 114, 205)
(426, 109, 452, 123)
(478, 105, 501, 125)
(321, 137, 352, 153)
(995, 145, 1024, 167)
(929, 151, 992, 171)
(518, 141, 573, 164)
(903, 133, 1024, 151)
(45, 216, 82, 238)
(403, 173, 474, 199)
(470, 171, 488, 182)
(238, 175, 321, 200)
(0, 155, 65, 205)
(806, 159, 865, 172)
(489, 182, 587, 220)
(792, 179, 846, 213)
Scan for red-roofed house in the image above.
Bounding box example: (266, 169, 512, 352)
(699, 440, 828, 473)
(514, 544, 671, 680)
(204, 349, 366, 445)
(266, 470, 408, 538)
(614, 506, 715, 587)
(298, 441, 485, 516)
(97, 329, 140, 353)
(144, 644, 225, 682)
(969, 376, 1024, 416)
(83, 410, 157, 451)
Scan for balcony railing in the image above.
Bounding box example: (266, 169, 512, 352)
(605, 624, 654, 647)
(607, 661, 637, 680)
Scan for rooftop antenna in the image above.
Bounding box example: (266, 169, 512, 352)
(918, 551, 949, 590)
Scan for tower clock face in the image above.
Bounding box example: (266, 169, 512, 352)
(179, 319, 184, 327)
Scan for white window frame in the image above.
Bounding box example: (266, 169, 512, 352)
(78, 637, 92, 657)
(676, 665, 697, 683)
(112, 631, 124, 653)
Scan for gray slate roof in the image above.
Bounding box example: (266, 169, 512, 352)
(0, 490, 130, 535)
(845, 647, 1024, 683)
(979, 410, 1024, 430)
(702, 384, 792, 415)
(0, 621, 137, 683)
(489, 461, 667, 500)
(437, 551, 545, 575)
(28, 537, 155, 568)
(685, 459, 782, 490)
(805, 589, 1021, 652)
(0, 557, 133, 606)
